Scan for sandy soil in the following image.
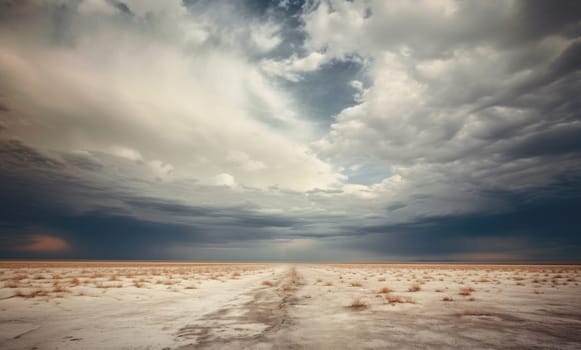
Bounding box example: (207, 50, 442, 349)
(1, 262, 580, 349)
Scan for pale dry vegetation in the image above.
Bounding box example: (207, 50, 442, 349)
(459, 287, 475, 296)
(408, 284, 421, 292)
(377, 287, 392, 294)
(0, 261, 268, 299)
(317, 263, 580, 313)
(350, 297, 367, 309)
(386, 295, 415, 304)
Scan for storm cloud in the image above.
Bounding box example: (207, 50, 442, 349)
(0, 0, 580, 261)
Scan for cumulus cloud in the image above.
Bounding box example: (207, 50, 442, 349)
(309, 0, 581, 218)
(0, 0, 579, 261)
(0, 0, 341, 191)
(261, 51, 329, 81)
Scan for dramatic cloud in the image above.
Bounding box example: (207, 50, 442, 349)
(0, 0, 579, 261)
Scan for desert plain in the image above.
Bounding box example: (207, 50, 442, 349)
(0, 261, 580, 349)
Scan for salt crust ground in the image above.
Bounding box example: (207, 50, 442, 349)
(1, 262, 580, 349)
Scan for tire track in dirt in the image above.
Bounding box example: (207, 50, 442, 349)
(176, 266, 304, 349)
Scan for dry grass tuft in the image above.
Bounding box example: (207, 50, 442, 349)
(350, 297, 367, 309)
(262, 280, 274, 287)
(14, 289, 50, 298)
(459, 287, 475, 296)
(4, 280, 19, 288)
(408, 284, 421, 292)
(52, 284, 69, 293)
(377, 287, 392, 294)
(132, 280, 144, 288)
(442, 296, 454, 302)
(386, 295, 415, 304)
(350, 281, 363, 287)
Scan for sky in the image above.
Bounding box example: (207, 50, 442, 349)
(0, 0, 580, 261)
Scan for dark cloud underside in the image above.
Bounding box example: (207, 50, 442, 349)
(0, 0, 579, 261)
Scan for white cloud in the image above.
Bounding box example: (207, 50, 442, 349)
(1, 0, 579, 245)
(0, 0, 342, 192)
(250, 22, 282, 52)
(261, 52, 329, 81)
(304, 0, 581, 220)
(212, 173, 236, 187)
(226, 150, 266, 172)
(110, 146, 143, 162)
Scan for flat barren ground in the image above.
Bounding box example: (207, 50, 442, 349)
(0, 262, 580, 349)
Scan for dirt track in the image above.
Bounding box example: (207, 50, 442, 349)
(1, 263, 580, 349)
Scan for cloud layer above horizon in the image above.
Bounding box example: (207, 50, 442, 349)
(1, 0, 580, 261)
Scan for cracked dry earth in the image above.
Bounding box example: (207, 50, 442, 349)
(1, 263, 581, 349)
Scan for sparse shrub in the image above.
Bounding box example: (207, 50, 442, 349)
(262, 280, 274, 287)
(378, 287, 392, 294)
(386, 295, 415, 304)
(408, 284, 421, 292)
(13, 274, 27, 281)
(4, 280, 19, 288)
(14, 289, 49, 298)
(351, 281, 363, 287)
(52, 284, 69, 293)
(442, 296, 454, 302)
(350, 298, 367, 309)
(459, 287, 475, 296)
